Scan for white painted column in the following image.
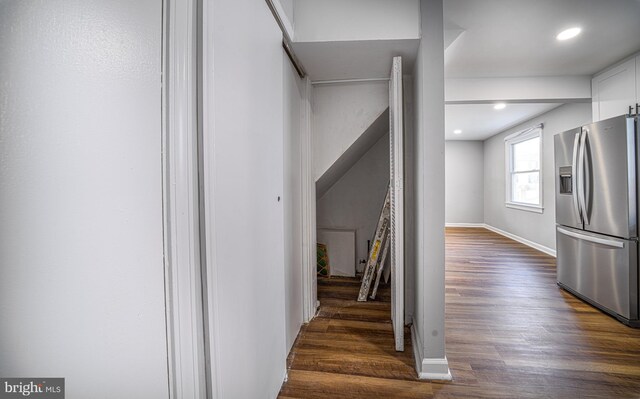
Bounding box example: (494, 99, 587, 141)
(301, 77, 318, 322)
(411, 0, 451, 380)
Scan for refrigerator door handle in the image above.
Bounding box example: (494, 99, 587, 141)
(572, 131, 582, 223)
(557, 227, 624, 248)
(578, 128, 589, 225)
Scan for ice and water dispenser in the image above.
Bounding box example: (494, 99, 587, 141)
(558, 166, 572, 194)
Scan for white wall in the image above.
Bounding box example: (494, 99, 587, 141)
(484, 103, 592, 252)
(445, 141, 484, 224)
(277, 0, 294, 30)
(412, 0, 449, 379)
(293, 0, 420, 42)
(283, 51, 305, 353)
(317, 134, 390, 272)
(0, 1, 168, 398)
(312, 81, 388, 181)
(317, 229, 356, 277)
(206, 0, 287, 397)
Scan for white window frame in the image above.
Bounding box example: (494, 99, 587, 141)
(504, 124, 544, 213)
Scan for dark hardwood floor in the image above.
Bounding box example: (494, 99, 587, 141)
(279, 227, 640, 398)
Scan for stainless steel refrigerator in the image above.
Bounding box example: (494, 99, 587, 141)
(554, 114, 639, 327)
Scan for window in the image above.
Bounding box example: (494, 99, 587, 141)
(505, 125, 543, 213)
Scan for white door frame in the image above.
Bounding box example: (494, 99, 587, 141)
(389, 56, 405, 352)
(162, 0, 211, 397)
(300, 77, 318, 323)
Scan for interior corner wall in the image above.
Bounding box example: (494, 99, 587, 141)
(0, 2, 169, 398)
(316, 134, 390, 272)
(483, 103, 592, 251)
(283, 50, 304, 353)
(445, 141, 484, 224)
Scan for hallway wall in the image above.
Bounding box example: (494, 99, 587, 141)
(0, 1, 169, 398)
(445, 141, 484, 224)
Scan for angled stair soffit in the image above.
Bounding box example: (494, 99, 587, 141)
(316, 108, 389, 199)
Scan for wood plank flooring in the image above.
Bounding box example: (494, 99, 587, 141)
(279, 227, 640, 398)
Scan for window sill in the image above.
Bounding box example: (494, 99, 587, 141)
(505, 202, 544, 214)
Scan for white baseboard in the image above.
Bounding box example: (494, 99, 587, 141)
(446, 222, 556, 257)
(410, 323, 452, 381)
(483, 224, 556, 257)
(445, 222, 484, 228)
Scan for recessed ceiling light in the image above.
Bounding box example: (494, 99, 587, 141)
(453, 129, 462, 135)
(494, 103, 506, 110)
(556, 27, 581, 41)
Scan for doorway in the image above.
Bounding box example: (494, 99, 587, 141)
(300, 57, 406, 352)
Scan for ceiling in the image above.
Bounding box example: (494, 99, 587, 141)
(444, 0, 640, 78)
(443, 0, 640, 140)
(290, 0, 640, 141)
(293, 0, 640, 81)
(445, 103, 562, 141)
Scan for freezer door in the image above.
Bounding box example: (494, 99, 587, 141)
(557, 226, 638, 320)
(581, 116, 637, 239)
(554, 128, 583, 229)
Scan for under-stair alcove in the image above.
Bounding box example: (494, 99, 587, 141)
(312, 79, 392, 313)
(316, 111, 390, 277)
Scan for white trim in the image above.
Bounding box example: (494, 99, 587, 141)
(410, 322, 423, 376)
(505, 202, 544, 214)
(268, 0, 294, 40)
(300, 77, 317, 323)
(389, 56, 405, 352)
(504, 123, 544, 142)
(483, 224, 556, 257)
(201, 0, 222, 397)
(411, 324, 452, 381)
(162, 0, 208, 397)
(445, 222, 484, 228)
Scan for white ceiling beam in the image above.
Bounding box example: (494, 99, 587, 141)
(445, 76, 592, 104)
